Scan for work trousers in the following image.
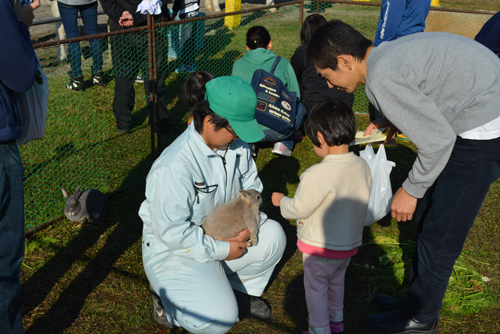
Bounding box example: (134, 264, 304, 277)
(143, 219, 286, 334)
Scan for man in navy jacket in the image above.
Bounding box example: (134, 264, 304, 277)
(0, 1, 37, 332)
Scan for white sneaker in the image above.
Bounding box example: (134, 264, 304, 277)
(272, 142, 292, 157)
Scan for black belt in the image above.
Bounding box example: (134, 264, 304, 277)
(0, 140, 15, 145)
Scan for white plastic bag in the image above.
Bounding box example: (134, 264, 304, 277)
(15, 54, 48, 145)
(360, 144, 396, 226)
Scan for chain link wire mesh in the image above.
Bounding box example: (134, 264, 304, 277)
(24, 1, 493, 232)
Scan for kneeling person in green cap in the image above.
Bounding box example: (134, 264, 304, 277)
(139, 76, 287, 333)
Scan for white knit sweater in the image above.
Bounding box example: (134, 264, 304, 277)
(280, 152, 372, 251)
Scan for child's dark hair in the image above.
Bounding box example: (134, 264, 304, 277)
(305, 100, 356, 147)
(192, 99, 229, 134)
(246, 26, 271, 50)
(301, 14, 327, 45)
(182, 71, 215, 108)
(307, 20, 373, 71)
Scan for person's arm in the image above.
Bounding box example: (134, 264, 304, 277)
(145, 164, 231, 263)
(284, 60, 301, 100)
(279, 167, 330, 220)
(290, 46, 305, 84)
(0, 1, 36, 92)
(374, 0, 406, 46)
(99, 0, 127, 25)
(170, 0, 184, 20)
(99, 0, 146, 27)
(366, 76, 456, 200)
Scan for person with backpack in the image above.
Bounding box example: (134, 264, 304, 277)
(231, 26, 305, 157)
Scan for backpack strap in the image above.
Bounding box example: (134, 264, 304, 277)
(270, 56, 281, 74)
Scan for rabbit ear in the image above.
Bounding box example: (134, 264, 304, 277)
(238, 189, 252, 203)
(62, 188, 70, 199)
(73, 186, 81, 198)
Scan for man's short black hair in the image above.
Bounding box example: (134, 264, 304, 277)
(307, 20, 373, 70)
(305, 100, 356, 147)
(192, 99, 229, 133)
(301, 14, 327, 45)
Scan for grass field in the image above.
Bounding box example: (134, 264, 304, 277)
(20, 1, 499, 333)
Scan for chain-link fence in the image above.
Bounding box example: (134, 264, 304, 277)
(24, 0, 494, 232)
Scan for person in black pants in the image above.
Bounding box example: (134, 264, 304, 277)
(100, 0, 170, 133)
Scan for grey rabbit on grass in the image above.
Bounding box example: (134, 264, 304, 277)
(202, 189, 262, 245)
(62, 186, 108, 223)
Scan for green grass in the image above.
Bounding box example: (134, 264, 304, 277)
(21, 2, 499, 333)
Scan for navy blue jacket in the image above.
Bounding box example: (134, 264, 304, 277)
(475, 12, 500, 57)
(374, 0, 431, 47)
(0, 0, 37, 142)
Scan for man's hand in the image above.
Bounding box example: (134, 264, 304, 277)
(15, 2, 34, 27)
(119, 11, 134, 27)
(391, 187, 418, 222)
(364, 117, 397, 142)
(219, 229, 251, 261)
(272, 192, 285, 207)
(219, 228, 251, 243)
(225, 240, 250, 261)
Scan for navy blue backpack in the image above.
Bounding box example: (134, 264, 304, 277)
(250, 56, 298, 133)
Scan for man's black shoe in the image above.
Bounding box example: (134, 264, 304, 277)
(150, 284, 174, 328)
(366, 308, 438, 334)
(234, 290, 271, 320)
(372, 293, 406, 312)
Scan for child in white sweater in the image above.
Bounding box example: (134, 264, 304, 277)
(272, 100, 372, 334)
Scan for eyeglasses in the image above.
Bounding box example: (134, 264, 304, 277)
(224, 125, 238, 138)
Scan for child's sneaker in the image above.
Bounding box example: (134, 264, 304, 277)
(272, 142, 292, 157)
(91, 72, 105, 87)
(65, 75, 84, 91)
(330, 321, 344, 333)
(306, 317, 344, 333)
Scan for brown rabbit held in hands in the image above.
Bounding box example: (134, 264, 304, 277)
(202, 189, 262, 245)
(62, 186, 108, 223)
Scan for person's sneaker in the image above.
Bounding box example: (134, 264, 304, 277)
(272, 142, 292, 157)
(135, 74, 145, 83)
(150, 285, 174, 328)
(175, 63, 198, 73)
(234, 290, 271, 320)
(65, 75, 84, 91)
(91, 72, 105, 87)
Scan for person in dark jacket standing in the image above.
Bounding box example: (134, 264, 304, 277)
(0, 1, 37, 332)
(99, 0, 170, 133)
(291, 14, 354, 113)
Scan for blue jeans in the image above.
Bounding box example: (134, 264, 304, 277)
(405, 135, 500, 323)
(0, 144, 25, 334)
(258, 102, 307, 150)
(57, 1, 103, 77)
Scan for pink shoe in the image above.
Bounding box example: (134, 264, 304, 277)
(306, 317, 344, 333)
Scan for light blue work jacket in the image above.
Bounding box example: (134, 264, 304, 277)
(139, 124, 266, 264)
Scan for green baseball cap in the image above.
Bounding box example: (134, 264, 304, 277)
(205, 76, 265, 143)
